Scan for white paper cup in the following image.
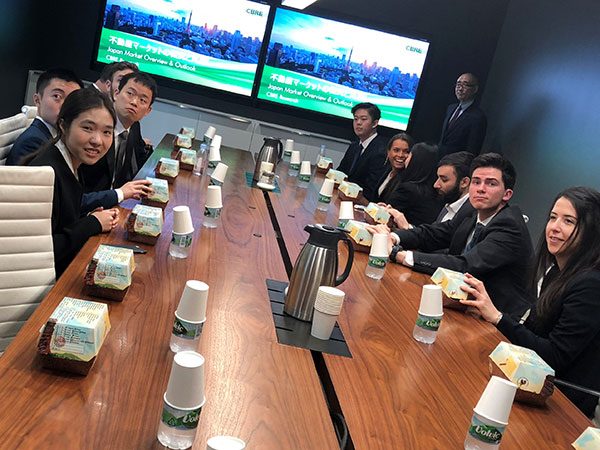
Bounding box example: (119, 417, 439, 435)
(207, 436, 246, 450)
(176, 280, 209, 322)
(211, 162, 229, 183)
(209, 136, 222, 161)
(300, 161, 311, 175)
(314, 286, 345, 315)
(319, 178, 335, 197)
(285, 139, 294, 152)
(164, 351, 205, 409)
(211, 134, 222, 150)
(339, 201, 354, 221)
(370, 233, 389, 257)
(474, 376, 518, 425)
(260, 161, 274, 173)
(205, 185, 223, 208)
(204, 126, 216, 140)
(172, 206, 194, 234)
(418, 284, 443, 316)
(311, 309, 338, 340)
(290, 150, 301, 164)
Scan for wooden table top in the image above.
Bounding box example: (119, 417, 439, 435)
(267, 163, 593, 448)
(0, 135, 339, 450)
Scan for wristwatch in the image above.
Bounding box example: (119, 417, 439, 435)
(390, 244, 402, 263)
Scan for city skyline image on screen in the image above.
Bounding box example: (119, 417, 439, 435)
(257, 9, 430, 130)
(96, 0, 270, 96)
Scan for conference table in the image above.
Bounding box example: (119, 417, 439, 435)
(0, 133, 592, 449)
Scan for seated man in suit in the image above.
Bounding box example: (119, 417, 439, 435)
(337, 102, 388, 201)
(7, 68, 83, 165)
(92, 61, 138, 101)
(438, 73, 487, 157)
(388, 151, 475, 229)
(371, 153, 533, 318)
(81, 72, 157, 193)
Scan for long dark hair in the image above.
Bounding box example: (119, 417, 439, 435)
(532, 187, 600, 321)
(21, 88, 116, 165)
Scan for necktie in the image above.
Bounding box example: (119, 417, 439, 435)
(463, 223, 484, 254)
(448, 105, 462, 128)
(349, 143, 363, 175)
(114, 130, 129, 183)
(436, 205, 449, 222)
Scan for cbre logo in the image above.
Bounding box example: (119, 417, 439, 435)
(246, 8, 263, 16)
(406, 46, 422, 53)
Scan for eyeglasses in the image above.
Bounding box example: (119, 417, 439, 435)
(456, 82, 476, 88)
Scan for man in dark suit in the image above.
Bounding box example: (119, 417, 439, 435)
(337, 102, 388, 201)
(81, 72, 156, 193)
(92, 61, 138, 100)
(438, 73, 487, 157)
(381, 153, 533, 318)
(7, 68, 83, 165)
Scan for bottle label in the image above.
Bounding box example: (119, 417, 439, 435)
(415, 313, 441, 332)
(209, 177, 223, 186)
(368, 256, 388, 269)
(208, 160, 217, 169)
(172, 232, 193, 248)
(338, 219, 349, 228)
(283, 150, 292, 157)
(468, 414, 505, 445)
(172, 317, 204, 339)
(318, 194, 331, 204)
(299, 174, 310, 182)
(204, 206, 222, 218)
(290, 163, 300, 171)
(161, 401, 203, 430)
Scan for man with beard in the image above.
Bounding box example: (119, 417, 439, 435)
(387, 151, 474, 229)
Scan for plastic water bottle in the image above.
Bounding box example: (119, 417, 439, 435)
(297, 173, 310, 189)
(365, 256, 387, 280)
(192, 144, 207, 177)
(169, 232, 193, 258)
(169, 316, 204, 352)
(202, 207, 221, 228)
(464, 412, 507, 449)
(412, 312, 442, 344)
(288, 162, 299, 177)
(317, 194, 331, 211)
(314, 144, 326, 175)
(157, 401, 203, 449)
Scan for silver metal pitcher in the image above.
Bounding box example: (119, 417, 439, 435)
(284, 224, 354, 321)
(253, 137, 283, 182)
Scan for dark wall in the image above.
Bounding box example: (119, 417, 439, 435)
(3, 0, 509, 143)
(481, 0, 600, 238)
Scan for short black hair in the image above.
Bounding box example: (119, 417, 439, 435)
(99, 61, 139, 83)
(36, 68, 84, 95)
(118, 71, 158, 104)
(438, 151, 475, 181)
(351, 102, 381, 122)
(470, 152, 516, 190)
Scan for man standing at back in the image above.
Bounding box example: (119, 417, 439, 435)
(7, 68, 83, 165)
(438, 73, 487, 157)
(374, 153, 533, 318)
(92, 61, 139, 100)
(337, 102, 387, 201)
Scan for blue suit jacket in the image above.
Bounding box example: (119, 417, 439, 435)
(6, 118, 52, 165)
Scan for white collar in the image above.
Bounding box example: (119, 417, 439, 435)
(115, 118, 129, 137)
(360, 132, 378, 149)
(458, 100, 474, 110)
(447, 194, 469, 214)
(56, 139, 78, 180)
(36, 116, 57, 138)
(476, 208, 499, 227)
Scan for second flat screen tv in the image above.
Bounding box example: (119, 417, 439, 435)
(257, 9, 430, 130)
(96, 0, 271, 96)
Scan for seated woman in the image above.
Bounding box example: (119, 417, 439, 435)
(26, 88, 119, 277)
(461, 186, 600, 418)
(375, 140, 442, 226)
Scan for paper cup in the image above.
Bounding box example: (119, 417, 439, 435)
(172, 206, 194, 234)
(319, 178, 335, 197)
(311, 309, 338, 340)
(474, 376, 518, 425)
(339, 201, 354, 220)
(285, 139, 294, 152)
(370, 233, 389, 258)
(164, 351, 205, 409)
(176, 280, 209, 322)
(211, 162, 229, 183)
(205, 185, 223, 208)
(290, 150, 301, 164)
(204, 126, 216, 140)
(260, 161, 274, 173)
(209, 137, 222, 161)
(207, 436, 246, 450)
(314, 286, 345, 315)
(418, 284, 443, 316)
(300, 161, 311, 175)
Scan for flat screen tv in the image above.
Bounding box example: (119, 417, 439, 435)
(95, 0, 271, 96)
(257, 9, 430, 130)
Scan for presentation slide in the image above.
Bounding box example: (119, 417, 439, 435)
(96, 0, 270, 96)
(257, 9, 430, 130)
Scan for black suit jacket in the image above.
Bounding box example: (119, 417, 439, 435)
(337, 134, 387, 201)
(395, 204, 534, 317)
(80, 121, 151, 192)
(498, 269, 600, 418)
(438, 103, 487, 157)
(6, 118, 52, 165)
(29, 144, 103, 277)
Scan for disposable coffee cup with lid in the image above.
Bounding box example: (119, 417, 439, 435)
(207, 436, 246, 450)
(418, 284, 443, 316)
(319, 178, 335, 197)
(204, 126, 216, 140)
(205, 185, 223, 209)
(339, 201, 354, 220)
(176, 280, 209, 322)
(172, 206, 194, 234)
(211, 162, 229, 183)
(164, 351, 205, 410)
(474, 376, 518, 425)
